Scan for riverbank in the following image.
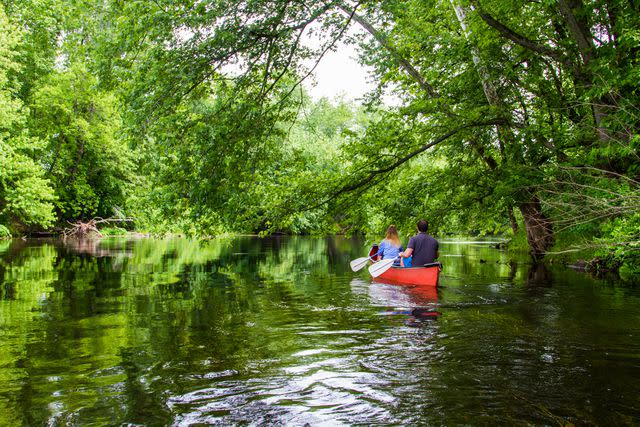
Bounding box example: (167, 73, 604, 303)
(504, 228, 640, 279)
(4, 224, 639, 281)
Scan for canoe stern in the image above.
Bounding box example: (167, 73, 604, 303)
(375, 265, 440, 286)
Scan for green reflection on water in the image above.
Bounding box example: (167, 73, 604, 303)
(0, 237, 638, 425)
(0, 237, 372, 425)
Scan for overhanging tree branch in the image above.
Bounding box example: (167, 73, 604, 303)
(305, 118, 507, 210)
(472, 1, 572, 68)
(338, 3, 441, 99)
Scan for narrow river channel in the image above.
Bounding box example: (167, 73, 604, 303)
(0, 236, 638, 425)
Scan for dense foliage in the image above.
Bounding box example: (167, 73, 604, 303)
(0, 4, 56, 230)
(0, 0, 638, 271)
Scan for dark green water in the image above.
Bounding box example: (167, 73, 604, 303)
(0, 236, 639, 425)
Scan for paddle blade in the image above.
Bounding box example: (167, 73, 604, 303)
(368, 258, 397, 278)
(350, 257, 370, 272)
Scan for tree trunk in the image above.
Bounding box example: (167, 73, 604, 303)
(451, 0, 510, 160)
(66, 139, 85, 187)
(519, 196, 554, 260)
(556, 0, 614, 142)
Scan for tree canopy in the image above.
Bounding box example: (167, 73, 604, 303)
(0, 0, 638, 270)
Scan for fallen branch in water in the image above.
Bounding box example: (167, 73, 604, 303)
(62, 217, 135, 238)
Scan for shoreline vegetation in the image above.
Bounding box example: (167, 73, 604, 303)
(1, 2, 638, 277)
(1, 223, 636, 280)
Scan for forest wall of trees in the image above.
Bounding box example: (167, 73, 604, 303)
(0, 0, 638, 273)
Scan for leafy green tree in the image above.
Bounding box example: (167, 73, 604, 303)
(1, 0, 65, 100)
(327, 0, 639, 258)
(2, 0, 634, 267)
(0, 4, 56, 230)
(29, 62, 134, 220)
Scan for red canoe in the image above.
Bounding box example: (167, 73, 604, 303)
(367, 244, 441, 286)
(373, 264, 441, 286)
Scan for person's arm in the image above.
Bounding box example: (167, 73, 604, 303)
(376, 241, 385, 260)
(400, 248, 413, 258)
(401, 237, 415, 258)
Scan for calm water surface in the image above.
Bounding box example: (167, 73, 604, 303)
(0, 236, 639, 425)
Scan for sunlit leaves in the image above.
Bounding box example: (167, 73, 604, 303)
(30, 62, 134, 220)
(0, 5, 56, 229)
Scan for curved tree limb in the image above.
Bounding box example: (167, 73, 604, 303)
(339, 4, 441, 100)
(471, 1, 572, 68)
(306, 118, 508, 211)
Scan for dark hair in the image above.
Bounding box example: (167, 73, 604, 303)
(417, 219, 428, 232)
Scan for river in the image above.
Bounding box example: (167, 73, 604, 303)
(0, 236, 638, 425)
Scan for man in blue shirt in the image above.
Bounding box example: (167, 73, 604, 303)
(400, 219, 439, 266)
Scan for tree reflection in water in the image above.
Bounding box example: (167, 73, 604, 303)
(0, 237, 639, 425)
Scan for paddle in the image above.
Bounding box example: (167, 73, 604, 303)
(368, 257, 399, 278)
(423, 262, 443, 270)
(349, 254, 377, 272)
